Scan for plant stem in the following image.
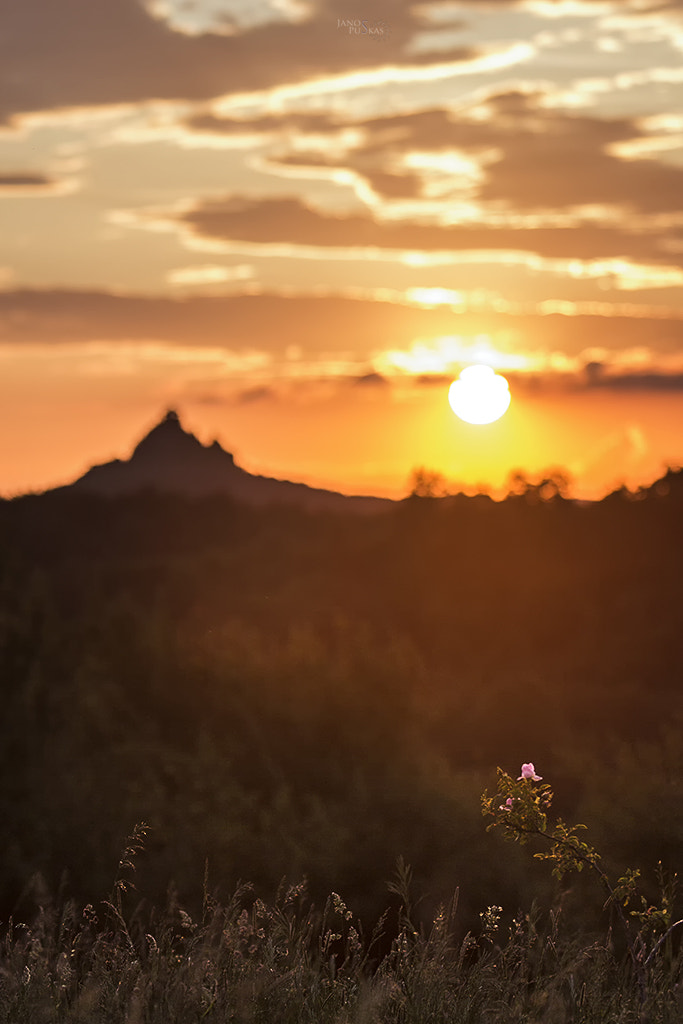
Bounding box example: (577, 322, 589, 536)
(514, 823, 648, 1003)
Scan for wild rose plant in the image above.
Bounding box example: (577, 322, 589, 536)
(482, 763, 683, 1005)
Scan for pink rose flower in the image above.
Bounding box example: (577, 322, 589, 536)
(499, 797, 514, 811)
(518, 763, 542, 781)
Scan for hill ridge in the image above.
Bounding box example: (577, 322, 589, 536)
(61, 409, 391, 513)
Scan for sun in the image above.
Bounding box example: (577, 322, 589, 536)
(448, 365, 511, 425)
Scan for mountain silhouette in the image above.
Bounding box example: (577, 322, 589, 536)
(63, 410, 391, 513)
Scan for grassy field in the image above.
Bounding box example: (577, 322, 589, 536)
(1, 483, 683, 1020)
(1, 836, 681, 1023)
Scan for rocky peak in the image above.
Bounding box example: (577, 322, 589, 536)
(131, 408, 204, 462)
(64, 408, 387, 512)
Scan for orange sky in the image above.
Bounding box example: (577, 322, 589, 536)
(2, 339, 682, 499)
(2, 0, 683, 499)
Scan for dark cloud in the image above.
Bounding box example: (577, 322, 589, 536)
(1, 0, 680, 125)
(183, 385, 278, 407)
(175, 365, 683, 402)
(584, 360, 606, 384)
(174, 193, 683, 265)
(0, 172, 54, 188)
(235, 385, 277, 403)
(350, 371, 390, 387)
(475, 94, 683, 215)
(584, 368, 683, 390)
(189, 391, 232, 406)
(504, 362, 683, 393)
(2, 287, 683, 362)
(0, 0, 475, 124)
(185, 111, 343, 135)
(414, 373, 452, 387)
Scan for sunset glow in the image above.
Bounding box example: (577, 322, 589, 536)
(2, 0, 683, 499)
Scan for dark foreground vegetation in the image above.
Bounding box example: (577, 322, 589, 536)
(1, 470, 683, 1019)
(2, 845, 682, 1023)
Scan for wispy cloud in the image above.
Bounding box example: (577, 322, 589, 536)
(2, 287, 683, 374)
(167, 263, 254, 287)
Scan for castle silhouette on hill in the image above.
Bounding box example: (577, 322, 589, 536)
(63, 409, 390, 513)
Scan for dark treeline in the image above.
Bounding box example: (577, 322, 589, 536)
(1, 472, 682, 937)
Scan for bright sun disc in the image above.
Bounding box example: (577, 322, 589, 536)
(448, 365, 511, 425)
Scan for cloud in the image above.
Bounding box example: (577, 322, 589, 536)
(2, 0, 681, 125)
(473, 94, 683, 216)
(234, 385, 277, 404)
(172, 93, 683, 272)
(170, 193, 683, 269)
(0, 172, 52, 187)
(584, 367, 683, 389)
(184, 383, 279, 406)
(256, 90, 683, 215)
(0, 0, 476, 124)
(350, 371, 390, 387)
(265, 152, 425, 201)
(185, 111, 343, 136)
(167, 263, 254, 286)
(189, 391, 234, 406)
(414, 373, 452, 386)
(2, 287, 683, 366)
(0, 172, 63, 195)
